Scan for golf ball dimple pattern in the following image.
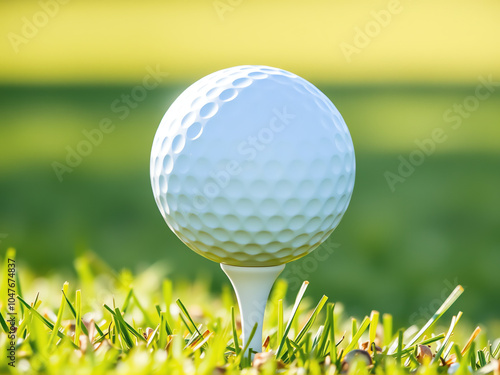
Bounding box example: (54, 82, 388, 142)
(151, 65, 355, 267)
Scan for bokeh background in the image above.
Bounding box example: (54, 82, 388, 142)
(1, 0, 499, 329)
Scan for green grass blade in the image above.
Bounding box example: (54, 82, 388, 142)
(453, 343, 463, 362)
(294, 295, 328, 345)
(315, 320, 330, 359)
(62, 289, 89, 336)
(492, 341, 500, 359)
(94, 321, 104, 337)
(396, 329, 404, 365)
(164, 315, 173, 336)
(369, 310, 379, 347)
(328, 303, 337, 363)
(237, 322, 258, 367)
(397, 334, 446, 357)
(276, 281, 309, 358)
(74, 290, 82, 346)
(284, 338, 296, 363)
(432, 312, 462, 364)
(351, 318, 358, 340)
(278, 299, 284, 342)
(344, 316, 370, 354)
(158, 311, 168, 349)
(18, 295, 78, 349)
(123, 319, 147, 342)
(18, 296, 54, 330)
(383, 313, 393, 348)
(103, 303, 115, 316)
(0, 311, 9, 333)
(287, 337, 305, 361)
(469, 342, 477, 370)
(478, 349, 487, 367)
(405, 285, 464, 349)
(104, 304, 146, 344)
(176, 298, 202, 336)
(114, 307, 134, 348)
(231, 306, 240, 355)
(121, 288, 133, 313)
(48, 282, 68, 349)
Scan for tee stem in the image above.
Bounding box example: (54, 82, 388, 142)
(221, 264, 285, 358)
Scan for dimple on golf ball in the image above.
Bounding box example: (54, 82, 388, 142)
(151, 65, 355, 267)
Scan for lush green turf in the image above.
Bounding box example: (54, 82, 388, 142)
(1, 249, 499, 374)
(0, 84, 499, 328)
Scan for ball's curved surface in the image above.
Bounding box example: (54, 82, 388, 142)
(151, 65, 355, 267)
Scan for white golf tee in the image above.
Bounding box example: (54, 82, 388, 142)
(221, 264, 285, 357)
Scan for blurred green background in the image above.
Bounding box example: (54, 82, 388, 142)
(1, 0, 499, 328)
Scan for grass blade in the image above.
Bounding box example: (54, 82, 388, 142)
(62, 289, 89, 336)
(231, 306, 240, 355)
(237, 322, 258, 367)
(18, 295, 78, 349)
(48, 282, 69, 349)
(316, 308, 331, 359)
(328, 303, 337, 365)
(432, 312, 462, 364)
(113, 307, 134, 348)
(158, 311, 168, 349)
(492, 341, 500, 359)
(396, 329, 404, 365)
(278, 299, 284, 342)
(405, 285, 464, 349)
(0, 312, 9, 333)
(276, 281, 309, 358)
(74, 290, 82, 346)
(294, 295, 328, 345)
(121, 288, 133, 313)
(462, 327, 482, 356)
(383, 313, 393, 348)
(344, 316, 370, 354)
(369, 310, 379, 349)
(177, 299, 202, 336)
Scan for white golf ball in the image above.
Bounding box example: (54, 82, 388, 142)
(151, 65, 355, 267)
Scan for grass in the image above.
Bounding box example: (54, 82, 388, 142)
(1, 249, 499, 374)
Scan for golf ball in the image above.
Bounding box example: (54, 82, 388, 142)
(151, 65, 355, 267)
